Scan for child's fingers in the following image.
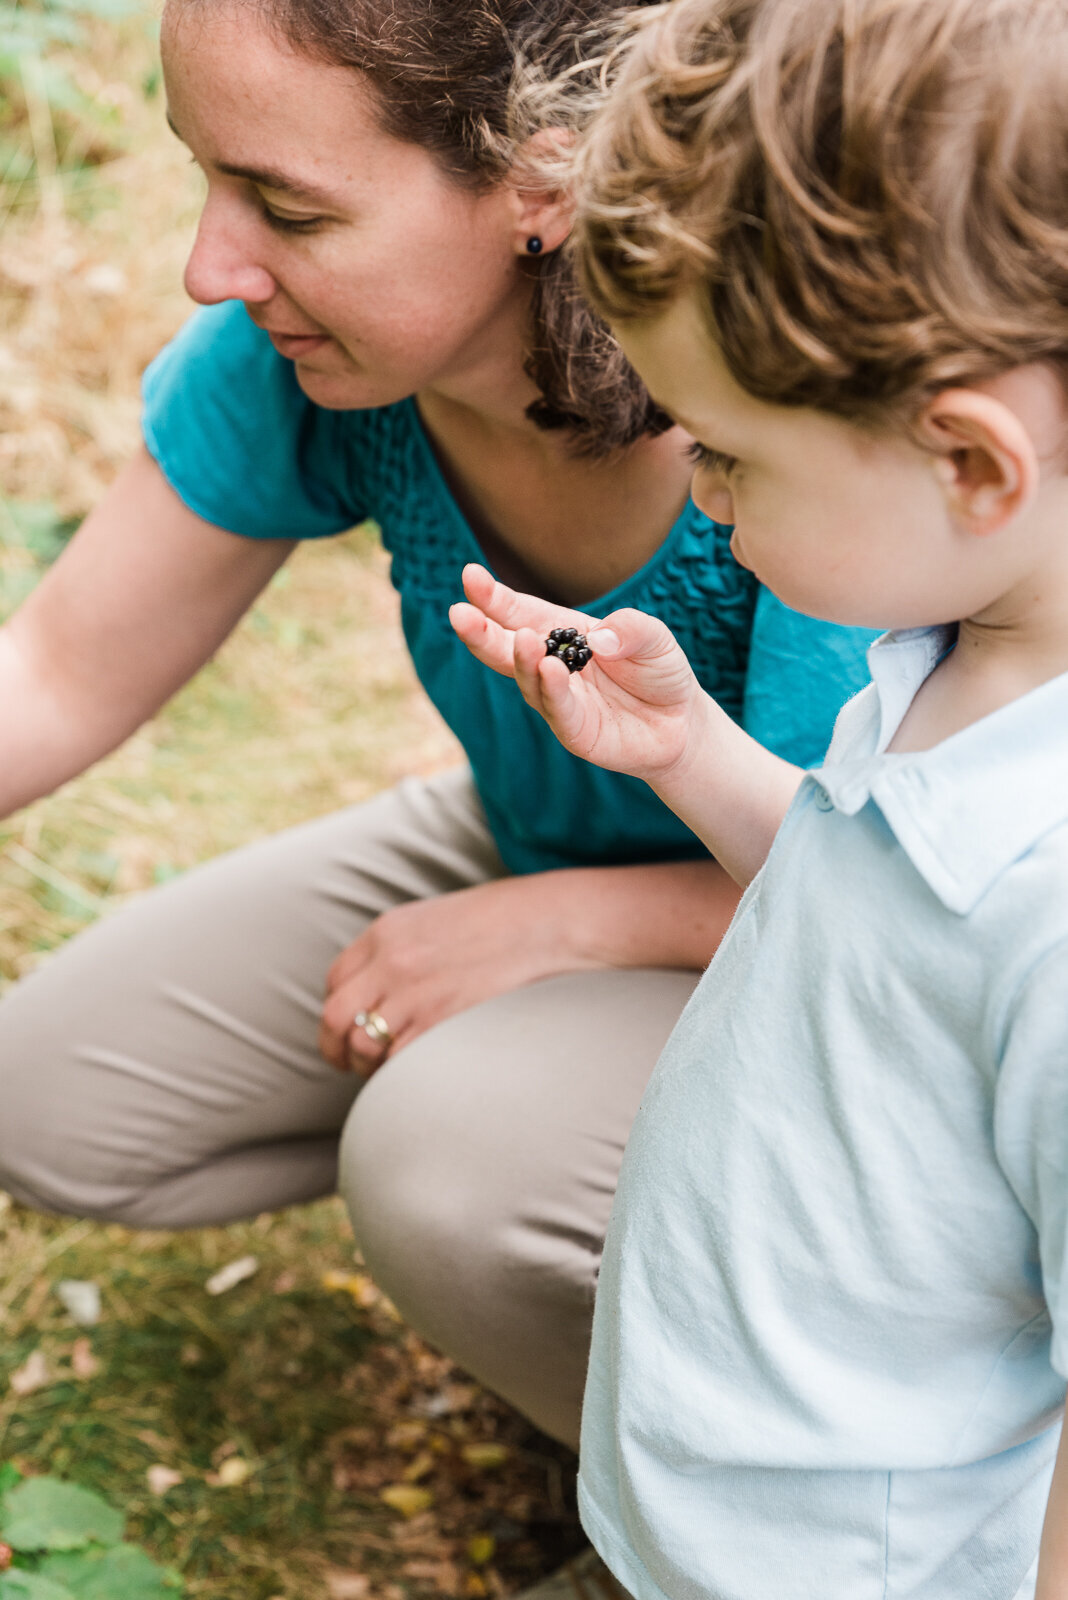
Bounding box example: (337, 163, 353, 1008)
(513, 628, 591, 748)
(535, 652, 589, 747)
(589, 607, 681, 667)
(461, 563, 592, 636)
(449, 600, 521, 679)
(512, 626, 553, 715)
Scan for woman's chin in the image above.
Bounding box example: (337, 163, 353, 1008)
(292, 360, 413, 413)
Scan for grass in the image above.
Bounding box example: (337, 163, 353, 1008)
(0, 1199, 582, 1599)
(0, 12, 582, 1597)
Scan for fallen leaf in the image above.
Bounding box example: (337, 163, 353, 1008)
(205, 1256, 259, 1296)
(0, 1541, 12, 1572)
(202, 1455, 252, 1490)
(401, 1452, 436, 1485)
(54, 1280, 101, 1327)
(412, 1383, 478, 1419)
(321, 1270, 380, 1308)
(460, 1444, 508, 1471)
(464, 1576, 487, 1598)
(325, 1573, 371, 1600)
(386, 1421, 427, 1451)
(467, 1536, 496, 1567)
(69, 1339, 100, 1381)
(9, 1350, 49, 1397)
(380, 1485, 434, 1519)
(146, 1466, 183, 1496)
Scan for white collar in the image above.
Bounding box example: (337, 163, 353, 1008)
(810, 627, 1068, 914)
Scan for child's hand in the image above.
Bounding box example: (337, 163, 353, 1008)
(450, 563, 707, 785)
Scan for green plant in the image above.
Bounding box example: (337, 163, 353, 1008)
(0, 0, 148, 216)
(0, 1467, 183, 1597)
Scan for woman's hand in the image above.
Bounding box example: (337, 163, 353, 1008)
(318, 876, 602, 1074)
(450, 563, 710, 787)
(317, 856, 743, 1074)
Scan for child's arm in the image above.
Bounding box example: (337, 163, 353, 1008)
(1036, 1409, 1068, 1599)
(450, 563, 803, 887)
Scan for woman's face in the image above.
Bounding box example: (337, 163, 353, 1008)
(161, 2, 529, 410)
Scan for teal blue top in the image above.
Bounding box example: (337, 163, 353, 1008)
(141, 301, 878, 875)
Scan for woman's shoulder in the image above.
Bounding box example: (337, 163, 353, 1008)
(141, 303, 423, 541)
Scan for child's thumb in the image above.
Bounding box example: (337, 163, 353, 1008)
(588, 608, 676, 662)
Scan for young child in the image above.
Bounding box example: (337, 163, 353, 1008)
(450, 0, 1068, 1595)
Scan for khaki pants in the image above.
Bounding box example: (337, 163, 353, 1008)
(0, 768, 698, 1447)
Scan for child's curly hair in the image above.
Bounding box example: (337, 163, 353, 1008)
(571, 0, 1068, 426)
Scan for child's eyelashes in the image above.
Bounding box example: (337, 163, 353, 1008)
(687, 440, 739, 476)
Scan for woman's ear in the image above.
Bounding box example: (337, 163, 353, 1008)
(508, 128, 575, 258)
(919, 387, 1040, 536)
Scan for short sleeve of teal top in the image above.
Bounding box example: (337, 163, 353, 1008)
(142, 302, 878, 875)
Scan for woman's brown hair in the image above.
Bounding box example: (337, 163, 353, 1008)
(254, 0, 673, 455)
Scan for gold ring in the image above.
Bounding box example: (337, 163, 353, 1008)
(353, 1009, 394, 1047)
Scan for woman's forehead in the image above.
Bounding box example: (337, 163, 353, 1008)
(161, 3, 400, 180)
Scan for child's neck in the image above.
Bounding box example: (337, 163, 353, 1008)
(889, 525, 1068, 753)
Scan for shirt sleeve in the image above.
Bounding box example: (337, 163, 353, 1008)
(742, 587, 881, 768)
(994, 935, 1068, 1378)
(141, 301, 368, 540)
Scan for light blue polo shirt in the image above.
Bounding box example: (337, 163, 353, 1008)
(579, 626, 1068, 1600)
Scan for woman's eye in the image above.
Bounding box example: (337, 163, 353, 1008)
(687, 439, 738, 476)
(260, 204, 327, 235)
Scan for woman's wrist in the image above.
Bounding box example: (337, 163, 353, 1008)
(499, 858, 741, 974)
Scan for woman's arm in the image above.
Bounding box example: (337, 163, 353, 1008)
(319, 856, 741, 1071)
(0, 447, 294, 817)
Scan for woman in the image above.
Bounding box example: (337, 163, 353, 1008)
(0, 0, 875, 1450)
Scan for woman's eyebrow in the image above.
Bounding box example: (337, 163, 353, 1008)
(165, 111, 339, 205)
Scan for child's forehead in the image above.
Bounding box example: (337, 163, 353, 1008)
(614, 295, 739, 429)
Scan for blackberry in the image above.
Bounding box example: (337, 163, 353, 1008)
(545, 626, 592, 673)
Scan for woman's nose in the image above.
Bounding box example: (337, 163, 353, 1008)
(183, 195, 276, 307)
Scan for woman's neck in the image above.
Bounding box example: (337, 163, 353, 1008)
(416, 385, 695, 606)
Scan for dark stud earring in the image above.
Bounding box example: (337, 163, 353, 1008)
(526, 236, 544, 255)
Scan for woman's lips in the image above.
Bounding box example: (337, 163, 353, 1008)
(266, 330, 331, 359)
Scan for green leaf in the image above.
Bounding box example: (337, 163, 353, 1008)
(0, 1462, 21, 1497)
(40, 1546, 181, 1598)
(0, 1573, 78, 1600)
(0, 1480, 124, 1553)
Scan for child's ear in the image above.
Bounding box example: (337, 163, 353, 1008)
(919, 388, 1039, 536)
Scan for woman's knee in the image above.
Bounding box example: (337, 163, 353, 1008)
(336, 982, 669, 1445)
(340, 1047, 594, 1444)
